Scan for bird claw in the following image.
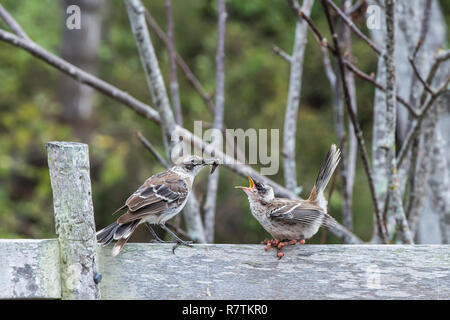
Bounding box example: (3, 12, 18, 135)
(171, 240, 194, 254)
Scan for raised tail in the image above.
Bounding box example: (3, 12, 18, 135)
(308, 144, 341, 209)
(96, 219, 140, 257)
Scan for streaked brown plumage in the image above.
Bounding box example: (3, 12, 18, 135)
(97, 155, 218, 256)
(236, 144, 341, 258)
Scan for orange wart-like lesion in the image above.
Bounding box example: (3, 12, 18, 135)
(261, 238, 305, 259)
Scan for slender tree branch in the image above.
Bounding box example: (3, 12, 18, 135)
(411, 0, 432, 60)
(125, 0, 206, 243)
(271, 44, 292, 63)
(320, 0, 388, 243)
(409, 57, 434, 95)
(397, 75, 450, 168)
(144, 9, 215, 114)
(406, 106, 437, 237)
(0, 4, 30, 40)
(283, 0, 314, 192)
(164, 0, 183, 126)
(320, 45, 336, 85)
(429, 129, 450, 244)
(418, 49, 450, 107)
(344, 60, 419, 117)
(383, 0, 413, 244)
(288, 0, 335, 54)
(285, 4, 419, 119)
(324, 0, 381, 55)
(203, 0, 227, 243)
(125, 0, 176, 156)
(136, 131, 169, 169)
(341, 0, 357, 231)
(0, 29, 161, 123)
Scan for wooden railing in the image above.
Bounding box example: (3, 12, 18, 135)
(0, 142, 448, 299)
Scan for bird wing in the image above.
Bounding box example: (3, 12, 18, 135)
(268, 199, 336, 229)
(117, 170, 189, 224)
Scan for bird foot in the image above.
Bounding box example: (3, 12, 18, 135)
(150, 239, 166, 243)
(171, 240, 194, 254)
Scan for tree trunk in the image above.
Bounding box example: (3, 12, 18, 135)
(59, 0, 105, 141)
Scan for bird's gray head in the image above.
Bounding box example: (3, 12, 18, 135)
(235, 175, 275, 204)
(173, 155, 219, 177)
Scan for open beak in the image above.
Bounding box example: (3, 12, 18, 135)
(234, 175, 255, 192)
(203, 159, 220, 174)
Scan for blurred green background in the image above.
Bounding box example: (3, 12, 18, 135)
(0, 0, 448, 244)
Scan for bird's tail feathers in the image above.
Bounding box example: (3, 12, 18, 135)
(111, 220, 140, 257)
(96, 222, 120, 246)
(96, 220, 140, 257)
(308, 144, 341, 202)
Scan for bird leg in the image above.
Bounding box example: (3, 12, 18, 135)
(146, 223, 166, 243)
(159, 223, 193, 253)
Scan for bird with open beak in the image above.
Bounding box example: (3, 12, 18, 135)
(236, 144, 341, 259)
(97, 155, 219, 256)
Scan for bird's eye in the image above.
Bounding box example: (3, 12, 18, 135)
(255, 183, 265, 192)
(185, 163, 194, 170)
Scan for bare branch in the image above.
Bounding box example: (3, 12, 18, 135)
(383, 0, 413, 244)
(341, 0, 358, 231)
(165, 0, 183, 126)
(283, 0, 314, 192)
(320, 0, 388, 243)
(288, 0, 335, 54)
(411, 0, 432, 60)
(344, 60, 419, 117)
(125, 0, 206, 243)
(409, 56, 434, 95)
(125, 0, 176, 156)
(397, 75, 450, 168)
(0, 29, 161, 123)
(144, 9, 215, 114)
(271, 44, 292, 63)
(136, 131, 169, 169)
(203, 0, 227, 243)
(0, 4, 30, 40)
(324, 0, 382, 55)
(418, 49, 450, 107)
(429, 129, 450, 244)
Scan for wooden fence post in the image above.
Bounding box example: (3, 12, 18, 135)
(46, 142, 100, 299)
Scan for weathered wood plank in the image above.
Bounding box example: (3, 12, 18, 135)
(0, 239, 60, 299)
(1, 240, 449, 299)
(46, 142, 100, 299)
(98, 244, 450, 300)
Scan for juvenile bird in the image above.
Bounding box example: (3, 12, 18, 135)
(236, 144, 341, 259)
(97, 155, 219, 256)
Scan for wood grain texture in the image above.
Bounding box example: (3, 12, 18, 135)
(47, 142, 100, 299)
(97, 244, 450, 300)
(1, 240, 448, 299)
(0, 239, 60, 299)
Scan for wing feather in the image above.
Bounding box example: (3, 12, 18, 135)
(116, 170, 189, 224)
(268, 199, 328, 228)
